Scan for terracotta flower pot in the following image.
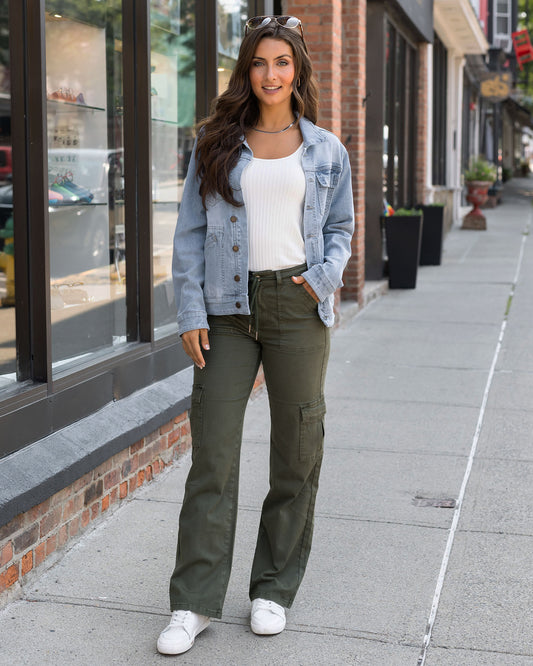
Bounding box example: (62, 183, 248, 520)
(462, 180, 492, 230)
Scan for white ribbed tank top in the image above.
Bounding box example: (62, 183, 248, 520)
(241, 143, 306, 271)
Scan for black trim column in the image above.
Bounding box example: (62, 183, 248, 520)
(196, 0, 217, 120)
(135, 0, 154, 343)
(9, 0, 31, 380)
(365, 2, 387, 280)
(25, 0, 51, 384)
(124, 0, 155, 342)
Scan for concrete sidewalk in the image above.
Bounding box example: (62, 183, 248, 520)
(1, 179, 532, 665)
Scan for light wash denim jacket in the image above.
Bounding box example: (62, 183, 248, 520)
(172, 116, 354, 334)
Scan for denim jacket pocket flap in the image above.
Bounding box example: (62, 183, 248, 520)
(316, 169, 340, 188)
(205, 228, 223, 247)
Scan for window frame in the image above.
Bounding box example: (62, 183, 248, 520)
(493, 0, 512, 50)
(432, 32, 447, 187)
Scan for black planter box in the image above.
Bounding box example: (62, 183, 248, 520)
(383, 214, 423, 289)
(417, 204, 444, 266)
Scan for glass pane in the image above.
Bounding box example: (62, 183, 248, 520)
(217, 0, 247, 94)
(151, 0, 196, 339)
(496, 17, 509, 34)
(496, 0, 509, 14)
(0, 0, 15, 391)
(45, 1, 126, 374)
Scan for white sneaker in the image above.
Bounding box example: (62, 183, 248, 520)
(157, 610, 210, 655)
(250, 598, 286, 635)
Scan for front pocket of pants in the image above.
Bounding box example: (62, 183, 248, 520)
(288, 280, 319, 312)
(190, 383, 204, 448)
(301, 284, 319, 307)
(299, 397, 326, 461)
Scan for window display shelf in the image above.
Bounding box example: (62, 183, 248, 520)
(152, 117, 180, 126)
(48, 202, 107, 211)
(47, 99, 105, 112)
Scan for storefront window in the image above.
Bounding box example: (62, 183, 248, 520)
(217, 0, 247, 93)
(151, 0, 196, 339)
(383, 21, 416, 209)
(45, 1, 125, 374)
(0, 0, 14, 391)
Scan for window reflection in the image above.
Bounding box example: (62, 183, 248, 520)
(217, 0, 247, 93)
(45, 2, 126, 373)
(0, 0, 15, 391)
(151, 0, 196, 339)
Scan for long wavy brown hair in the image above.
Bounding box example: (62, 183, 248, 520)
(195, 23, 319, 208)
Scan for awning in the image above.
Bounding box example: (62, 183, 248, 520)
(504, 98, 533, 129)
(434, 0, 489, 54)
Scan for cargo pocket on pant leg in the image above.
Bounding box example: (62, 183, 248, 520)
(190, 384, 205, 451)
(299, 397, 326, 461)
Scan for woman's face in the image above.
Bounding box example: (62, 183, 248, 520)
(249, 37, 296, 110)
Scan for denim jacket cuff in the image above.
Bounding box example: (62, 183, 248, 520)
(302, 265, 336, 303)
(177, 311, 210, 336)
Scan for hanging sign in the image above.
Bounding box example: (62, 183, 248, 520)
(512, 30, 533, 70)
(480, 72, 511, 102)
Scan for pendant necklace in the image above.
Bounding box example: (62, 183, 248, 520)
(253, 118, 297, 134)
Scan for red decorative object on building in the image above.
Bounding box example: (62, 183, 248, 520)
(512, 30, 533, 70)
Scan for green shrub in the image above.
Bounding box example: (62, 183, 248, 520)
(464, 157, 497, 183)
(393, 208, 423, 216)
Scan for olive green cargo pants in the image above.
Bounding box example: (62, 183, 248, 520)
(169, 264, 330, 618)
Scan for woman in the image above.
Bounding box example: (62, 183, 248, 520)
(157, 15, 354, 656)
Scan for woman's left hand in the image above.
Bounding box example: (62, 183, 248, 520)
(291, 275, 320, 303)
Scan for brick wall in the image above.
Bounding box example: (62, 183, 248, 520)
(0, 412, 192, 599)
(285, 0, 366, 304)
(341, 0, 366, 305)
(287, 0, 343, 137)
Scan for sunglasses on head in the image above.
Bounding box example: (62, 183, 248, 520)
(244, 15, 305, 40)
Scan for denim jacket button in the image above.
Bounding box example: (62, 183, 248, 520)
(232, 245, 239, 252)
(230, 215, 237, 222)
(234, 275, 241, 282)
(235, 302, 241, 308)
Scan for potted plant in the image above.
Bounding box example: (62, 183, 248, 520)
(383, 208, 423, 289)
(416, 202, 445, 266)
(462, 158, 497, 230)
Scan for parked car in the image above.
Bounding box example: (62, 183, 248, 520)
(0, 149, 125, 275)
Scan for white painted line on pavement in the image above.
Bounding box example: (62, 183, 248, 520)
(417, 213, 531, 666)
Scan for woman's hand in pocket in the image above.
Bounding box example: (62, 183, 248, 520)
(291, 275, 320, 303)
